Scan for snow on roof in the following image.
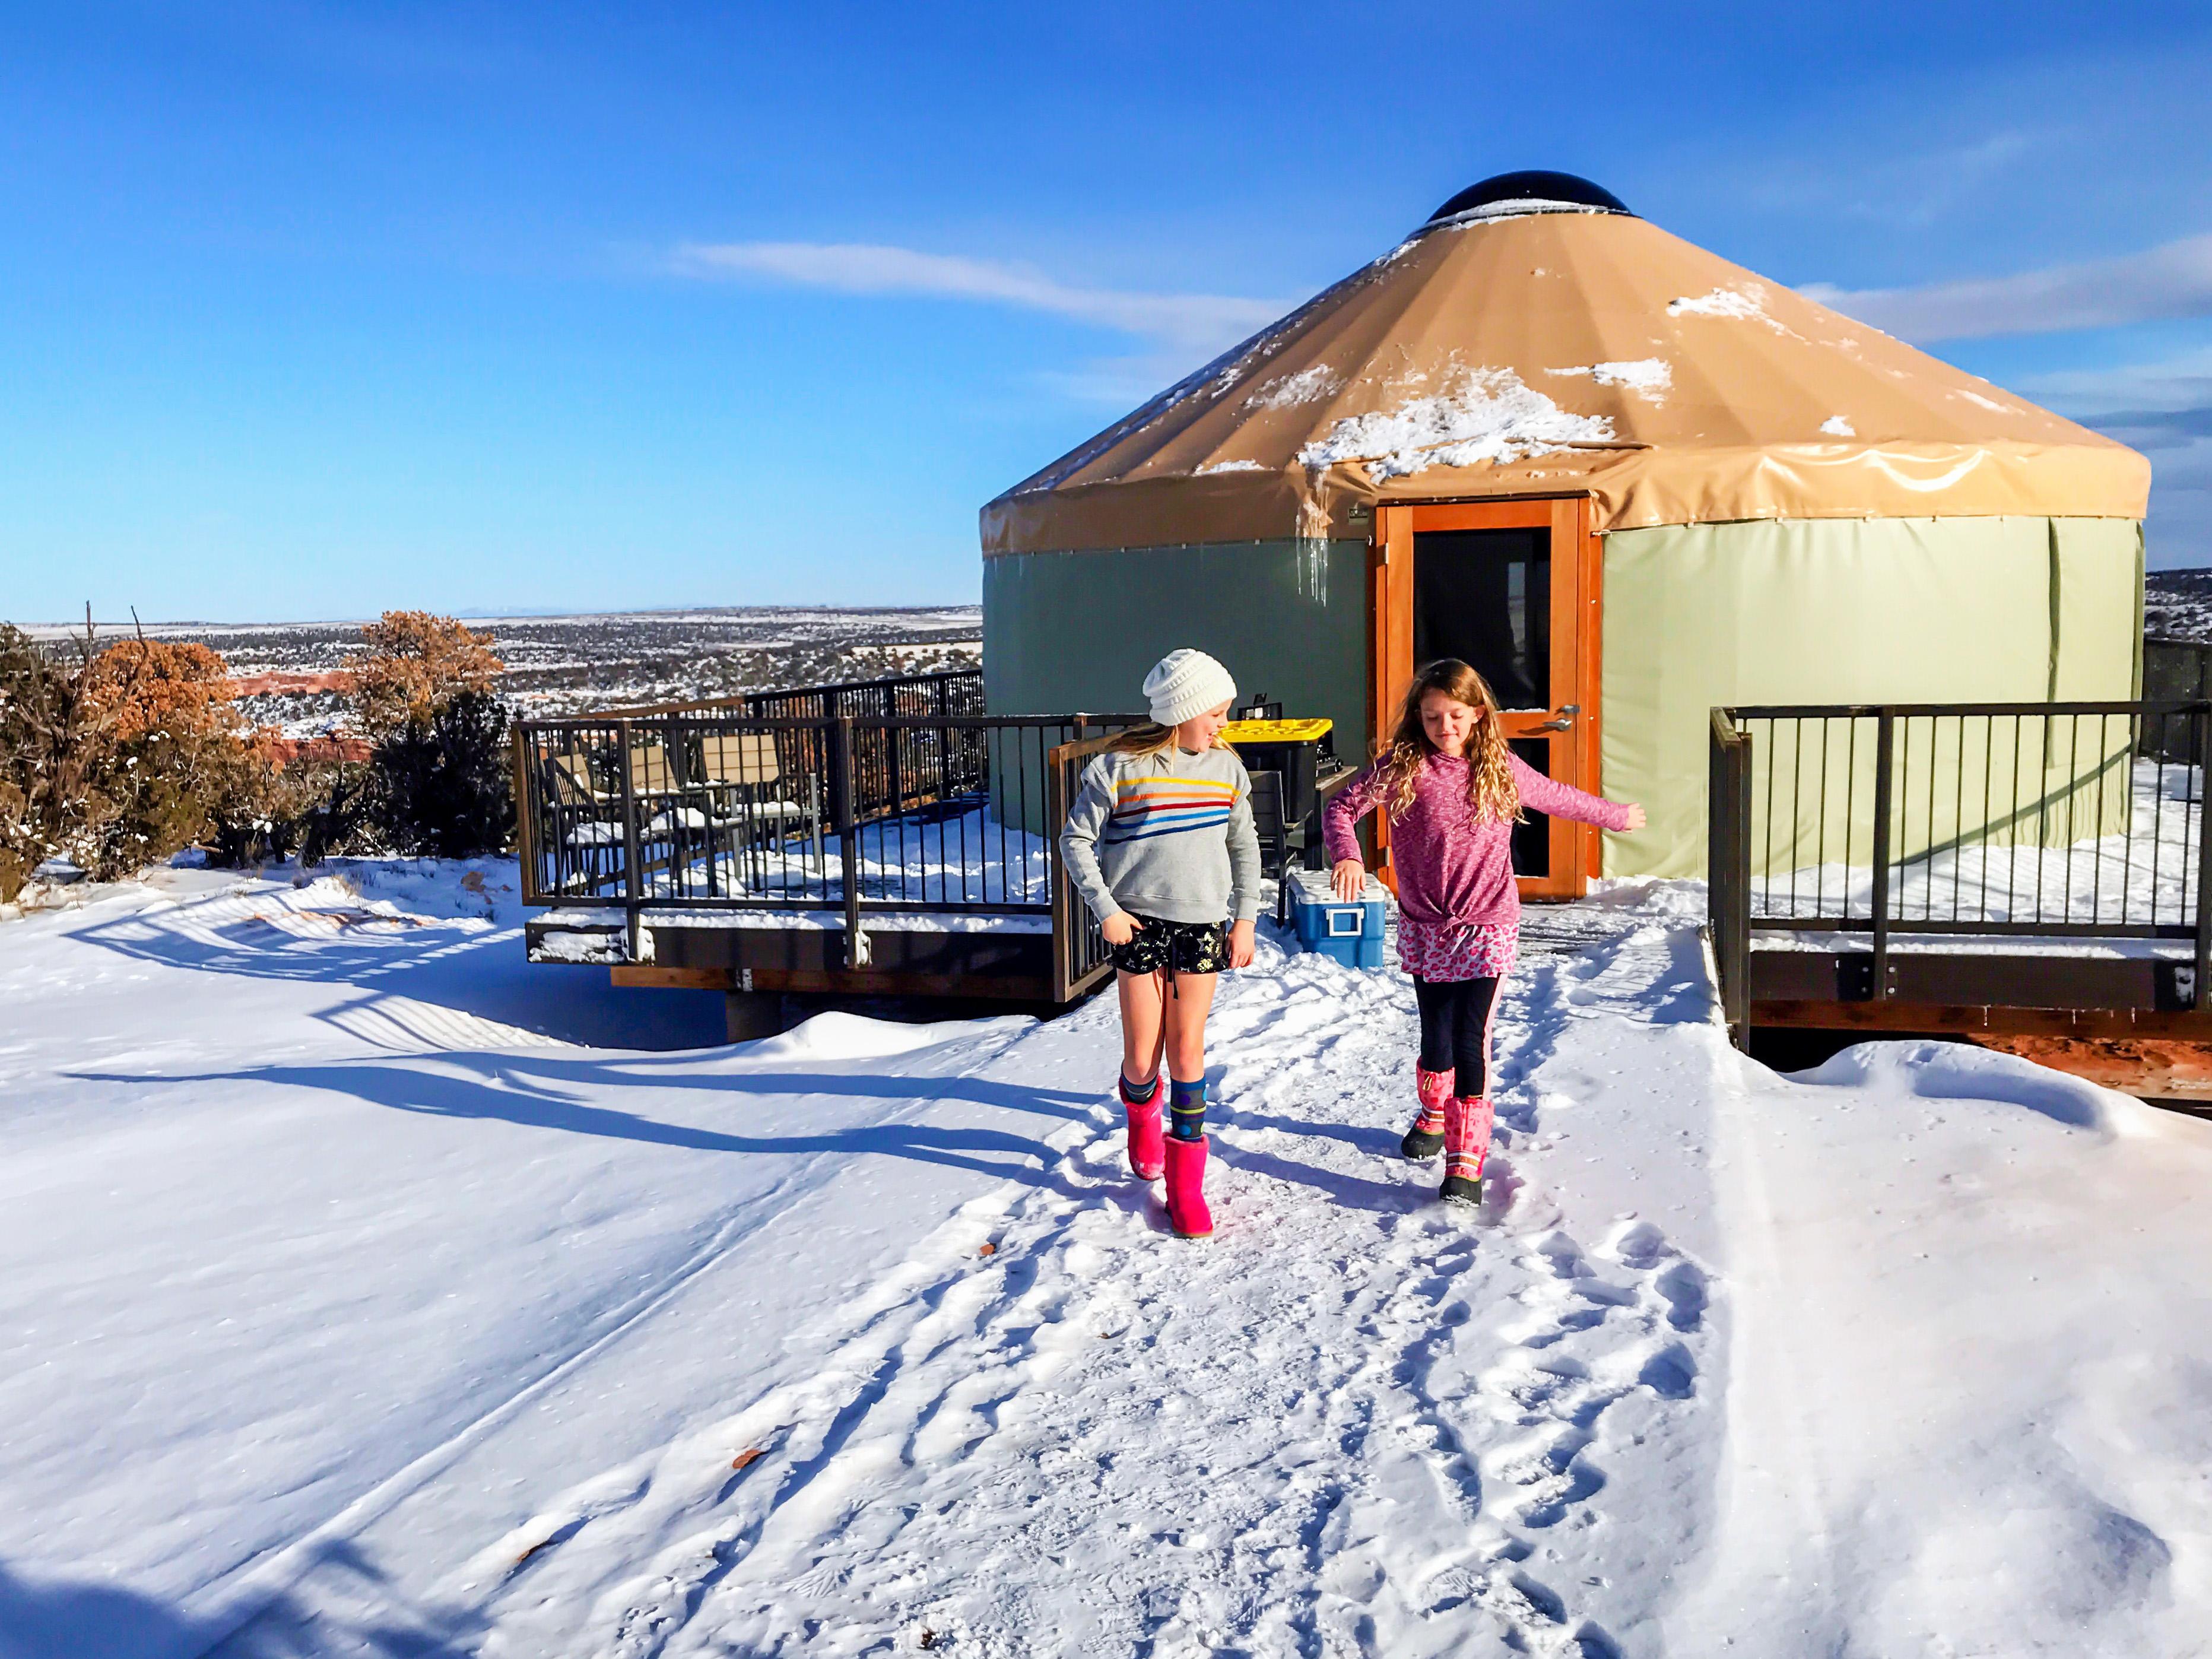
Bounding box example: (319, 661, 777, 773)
(1548, 359, 1674, 401)
(1427, 198, 1621, 229)
(1243, 364, 1342, 410)
(1297, 367, 1616, 481)
(1666, 283, 1797, 337)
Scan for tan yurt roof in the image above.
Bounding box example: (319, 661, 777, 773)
(981, 179, 2149, 554)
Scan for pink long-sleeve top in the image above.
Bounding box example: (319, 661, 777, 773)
(1324, 751, 1636, 929)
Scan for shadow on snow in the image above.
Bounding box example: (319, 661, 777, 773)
(67, 884, 727, 1051)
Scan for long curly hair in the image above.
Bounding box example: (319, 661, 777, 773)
(1373, 659, 1521, 824)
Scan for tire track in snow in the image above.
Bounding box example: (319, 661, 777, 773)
(458, 925, 1719, 1657)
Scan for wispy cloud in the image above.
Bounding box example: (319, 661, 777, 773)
(1802, 233, 2212, 342)
(2020, 345, 2212, 414)
(673, 241, 1286, 363)
(2017, 347, 2212, 563)
(2019, 346, 2212, 456)
(1886, 130, 2039, 226)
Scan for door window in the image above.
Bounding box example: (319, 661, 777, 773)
(1411, 527, 1550, 710)
(1506, 739, 1551, 877)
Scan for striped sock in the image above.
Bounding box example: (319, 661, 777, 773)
(1119, 1070, 1160, 1107)
(1169, 1077, 1206, 1141)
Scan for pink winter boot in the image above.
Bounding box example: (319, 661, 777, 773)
(1402, 1066, 1453, 1162)
(1163, 1134, 1214, 1239)
(1440, 1095, 1494, 1207)
(1119, 1073, 1166, 1181)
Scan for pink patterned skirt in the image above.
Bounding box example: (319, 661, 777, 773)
(1398, 918, 1519, 983)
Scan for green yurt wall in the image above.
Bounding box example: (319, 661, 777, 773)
(984, 515, 2144, 883)
(1601, 515, 2144, 879)
(982, 538, 1371, 741)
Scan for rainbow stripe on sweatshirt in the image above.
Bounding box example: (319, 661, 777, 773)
(1101, 774, 1240, 845)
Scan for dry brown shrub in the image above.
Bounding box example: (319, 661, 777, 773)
(82, 637, 236, 743)
(344, 612, 504, 738)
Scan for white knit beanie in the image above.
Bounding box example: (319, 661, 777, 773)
(1143, 648, 1237, 728)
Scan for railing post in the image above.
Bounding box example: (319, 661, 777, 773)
(1729, 718, 1751, 1041)
(1708, 709, 1752, 1046)
(664, 716, 697, 901)
(616, 718, 643, 964)
(1048, 737, 1074, 1003)
(832, 715, 867, 969)
(510, 724, 538, 903)
(2195, 706, 2212, 1010)
(1870, 710, 1896, 1001)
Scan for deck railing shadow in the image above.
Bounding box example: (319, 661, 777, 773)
(69, 886, 726, 1051)
(66, 1051, 1111, 1196)
(0, 1545, 487, 1659)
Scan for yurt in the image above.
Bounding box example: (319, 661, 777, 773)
(980, 172, 2151, 887)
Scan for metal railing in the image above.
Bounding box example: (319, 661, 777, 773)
(591, 667, 983, 724)
(2143, 640, 2212, 763)
(515, 670, 1129, 1001)
(1709, 699, 2212, 1040)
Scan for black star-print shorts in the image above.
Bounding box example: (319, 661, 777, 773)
(1107, 913, 1233, 977)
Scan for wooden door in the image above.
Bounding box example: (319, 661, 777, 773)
(1369, 497, 1602, 900)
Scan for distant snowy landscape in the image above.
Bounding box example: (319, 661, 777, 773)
(4, 856, 2209, 1658)
(18, 607, 983, 737)
(2144, 569, 2212, 642)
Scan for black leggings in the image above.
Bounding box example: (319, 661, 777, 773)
(1413, 975, 1500, 1096)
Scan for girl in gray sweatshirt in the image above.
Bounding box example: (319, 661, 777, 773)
(1059, 649, 1260, 1239)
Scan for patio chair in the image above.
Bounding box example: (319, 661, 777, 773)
(1234, 691, 1285, 722)
(697, 732, 816, 836)
(1248, 769, 1298, 928)
(627, 741, 685, 802)
(552, 750, 613, 805)
(541, 751, 625, 890)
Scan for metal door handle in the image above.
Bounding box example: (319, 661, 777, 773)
(1525, 705, 1579, 734)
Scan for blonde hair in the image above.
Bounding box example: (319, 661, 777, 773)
(1106, 720, 1235, 757)
(1373, 659, 1521, 824)
(1107, 722, 1179, 757)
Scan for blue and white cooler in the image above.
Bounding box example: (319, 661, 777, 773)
(1284, 868, 1389, 969)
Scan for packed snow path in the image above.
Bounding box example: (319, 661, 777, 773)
(4, 862, 2208, 1657)
(430, 921, 1724, 1659)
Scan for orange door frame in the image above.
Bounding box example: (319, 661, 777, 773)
(1367, 496, 1604, 900)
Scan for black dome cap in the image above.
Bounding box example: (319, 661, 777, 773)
(1426, 170, 1631, 224)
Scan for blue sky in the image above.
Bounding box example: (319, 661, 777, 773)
(3, 2, 2209, 623)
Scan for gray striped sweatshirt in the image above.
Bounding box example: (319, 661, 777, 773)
(1059, 743, 1262, 926)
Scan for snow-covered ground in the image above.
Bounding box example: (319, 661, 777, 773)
(4, 863, 2209, 1657)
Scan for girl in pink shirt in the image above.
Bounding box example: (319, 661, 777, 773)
(1324, 659, 1645, 1207)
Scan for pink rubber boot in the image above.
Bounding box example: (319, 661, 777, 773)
(1402, 1066, 1453, 1162)
(1120, 1074, 1166, 1181)
(1440, 1096, 1494, 1207)
(1163, 1134, 1214, 1239)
